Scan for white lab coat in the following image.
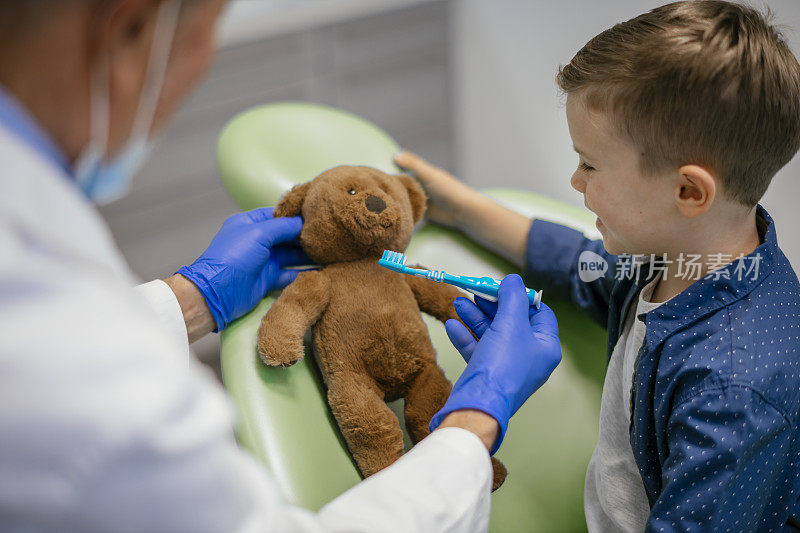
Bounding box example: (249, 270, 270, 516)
(0, 125, 492, 532)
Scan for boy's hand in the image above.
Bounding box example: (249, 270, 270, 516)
(394, 151, 476, 228)
(395, 151, 531, 268)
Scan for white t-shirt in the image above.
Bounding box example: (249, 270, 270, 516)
(584, 273, 670, 532)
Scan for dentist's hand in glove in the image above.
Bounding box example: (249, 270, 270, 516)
(430, 274, 562, 455)
(166, 208, 311, 341)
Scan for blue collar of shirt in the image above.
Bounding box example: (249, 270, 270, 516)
(0, 84, 72, 177)
(638, 204, 777, 352)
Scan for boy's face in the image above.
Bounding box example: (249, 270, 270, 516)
(566, 94, 678, 256)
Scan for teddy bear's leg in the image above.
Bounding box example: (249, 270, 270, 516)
(489, 458, 508, 491)
(404, 362, 508, 491)
(402, 362, 451, 445)
(326, 371, 405, 478)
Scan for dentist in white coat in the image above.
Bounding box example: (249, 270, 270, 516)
(0, 1, 563, 531)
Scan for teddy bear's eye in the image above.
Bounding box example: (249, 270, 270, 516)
(348, 188, 357, 195)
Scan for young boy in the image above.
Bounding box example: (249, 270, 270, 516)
(397, 1, 800, 530)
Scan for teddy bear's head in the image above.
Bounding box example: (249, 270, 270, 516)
(273, 165, 426, 264)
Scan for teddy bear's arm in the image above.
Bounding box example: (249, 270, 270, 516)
(256, 270, 331, 368)
(403, 267, 463, 324)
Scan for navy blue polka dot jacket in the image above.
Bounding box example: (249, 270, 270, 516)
(523, 205, 800, 531)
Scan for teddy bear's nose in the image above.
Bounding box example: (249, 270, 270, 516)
(365, 195, 386, 214)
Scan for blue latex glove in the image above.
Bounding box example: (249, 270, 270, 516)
(429, 274, 562, 455)
(177, 207, 311, 332)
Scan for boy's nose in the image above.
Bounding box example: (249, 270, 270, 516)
(570, 172, 586, 193)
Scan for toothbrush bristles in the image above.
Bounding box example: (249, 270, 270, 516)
(381, 250, 407, 266)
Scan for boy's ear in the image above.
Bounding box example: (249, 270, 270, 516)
(398, 174, 427, 223)
(274, 182, 312, 217)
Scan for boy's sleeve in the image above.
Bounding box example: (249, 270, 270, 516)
(646, 385, 793, 532)
(523, 218, 617, 328)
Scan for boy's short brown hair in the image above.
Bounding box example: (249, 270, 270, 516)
(557, 0, 800, 207)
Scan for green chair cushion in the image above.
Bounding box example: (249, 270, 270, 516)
(217, 102, 606, 532)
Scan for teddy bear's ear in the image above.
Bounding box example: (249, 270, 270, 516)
(274, 182, 312, 217)
(398, 174, 427, 224)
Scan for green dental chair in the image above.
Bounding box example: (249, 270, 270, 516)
(216, 102, 607, 532)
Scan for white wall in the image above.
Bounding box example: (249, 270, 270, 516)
(452, 0, 800, 271)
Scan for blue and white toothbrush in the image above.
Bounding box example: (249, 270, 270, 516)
(378, 250, 542, 308)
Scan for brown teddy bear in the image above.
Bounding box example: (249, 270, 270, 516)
(256, 165, 507, 491)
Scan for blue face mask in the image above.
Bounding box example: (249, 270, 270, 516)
(75, 137, 154, 204)
(75, 1, 180, 205)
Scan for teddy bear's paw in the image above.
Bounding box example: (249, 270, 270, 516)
(257, 336, 305, 368)
(490, 457, 508, 492)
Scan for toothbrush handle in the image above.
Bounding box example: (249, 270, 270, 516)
(439, 273, 492, 295)
(441, 273, 542, 308)
(486, 277, 542, 308)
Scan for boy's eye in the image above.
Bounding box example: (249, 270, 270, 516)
(579, 161, 595, 172)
